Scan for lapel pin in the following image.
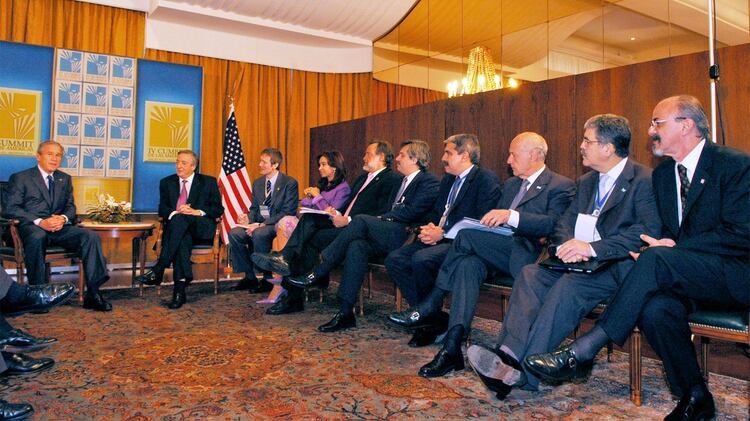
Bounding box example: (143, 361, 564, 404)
(536, 186, 542, 190)
(700, 179, 705, 184)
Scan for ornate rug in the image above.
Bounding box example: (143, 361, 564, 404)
(3, 282, 748, 420)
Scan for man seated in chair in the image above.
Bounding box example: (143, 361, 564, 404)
(525, 95, 750, 421)
(4, 141, 111, 311)
(229, 148, 299, 294)
(385, 134, 502, 348)
(135, 150, 223, 309)
(460, 114, 660, 398)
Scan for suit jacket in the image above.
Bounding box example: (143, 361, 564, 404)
(339, 168, 402, 217)
(4, 167, 76, 226)
(382, 170, 440, 224)
(653, 142, 750, 295)
(553, 158, 660, 281)
(248, 172, 299, 225)
(159, 173, 223, 239)
(424, 166, 501, 233)
(501, 168, 576, 268)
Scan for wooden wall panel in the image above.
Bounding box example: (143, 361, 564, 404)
(309, 118, 367, 187)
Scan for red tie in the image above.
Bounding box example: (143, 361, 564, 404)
(176, 179, 188, 208)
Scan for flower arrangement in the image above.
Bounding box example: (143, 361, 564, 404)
(86, 194, 132, 223)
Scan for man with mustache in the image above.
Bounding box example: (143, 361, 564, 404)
(466, 114, 660, 398)
(525, 95, 749, 421)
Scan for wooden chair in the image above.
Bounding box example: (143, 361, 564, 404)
(152, 217, 223, 294)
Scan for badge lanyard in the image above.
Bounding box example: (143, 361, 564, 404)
(592, 182, 615, 217)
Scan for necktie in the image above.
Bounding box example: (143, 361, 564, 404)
(263, 179, 272, 206)
(47, 175, 54, 203)
(508, 179, 530, 210)
(391, 177, 409, 209)
(677, 164, 690, 217)
(343, 173, 375, 217)
(446, 176, 463, 208)
(176, 179, 188, 208)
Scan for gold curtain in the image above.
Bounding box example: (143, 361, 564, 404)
(1, 0, 446, 186)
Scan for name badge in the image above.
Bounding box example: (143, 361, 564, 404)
(574, 213, 601, 242)
(260, 205, 271, 219)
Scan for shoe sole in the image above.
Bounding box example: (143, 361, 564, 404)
(3, 361, 55, 377)
(251, 255, 291, 277)
(467, 345, 524, 386)
(418, 362, 465, 378)
(5, 288, 76, 317)
(1, 341, 55, 353)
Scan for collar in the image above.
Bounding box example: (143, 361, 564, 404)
(402, 169, 421, 185)
(265, 171, 279, 185)
(603, 157, 628, 181)
(37, 165, 54, 180)
(524, 165, 546, 187)
(368, 166, 387, 180)
(676, 139, 706, 181)
(456, 164, 474, 180)
(180, 173, 195, 183)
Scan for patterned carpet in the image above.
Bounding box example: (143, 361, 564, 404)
(2, 281, 748, 420)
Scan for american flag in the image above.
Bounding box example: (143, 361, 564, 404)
(218, 105, 253, 243)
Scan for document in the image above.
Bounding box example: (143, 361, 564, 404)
(444, 217, 514, 240)
(298, 207, 333, 216)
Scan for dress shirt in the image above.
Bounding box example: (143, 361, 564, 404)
(674, 139, 705, 225)
(507, 165, 545, 228)
(33, 165, 68, 225)
(169, 173, 205, 219)
(589, 157, 628, 256)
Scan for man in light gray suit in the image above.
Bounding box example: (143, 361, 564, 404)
(229, 148, 299, 293)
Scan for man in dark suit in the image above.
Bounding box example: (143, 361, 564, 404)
(466, 114, 660, 398)
(134, 150, 223, 309)
(284, 140, 440, 332)
(4, 141, 111, 311)
(229, 148, 299, 293)
(389, 132, 576, 377)
(525, 96, 750, 421)
(386, 133, 502, 347)
(251, 140, 401, 315)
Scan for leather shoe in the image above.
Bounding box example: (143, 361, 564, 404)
(287, 272, 324, 289)
(266, 294, 304, 315)
(0, 399, 33, 420)
(249, 279, 273, 294)
(523, 344, 592, 383)
(167, 291, 186, 309)
(82, 292, 112, 312)
(467, 345, 526, 395)
(134, 269, 163, 286)
(388, 307, 439, 329)
(251, 251, 292, 277)
(664, 388, 716, 421)
(408, 328, 439, 348)
(232, 277, 257, 291)
(318, 311, 356, 333)
(3, 283, 75, 317)
(418, 349, 464, 378)
(0, 329, 56, 353)
(1, 352, 54, 375)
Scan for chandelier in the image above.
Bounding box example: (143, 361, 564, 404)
(447, 46, 517, 98)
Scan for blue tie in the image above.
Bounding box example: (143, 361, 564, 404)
(446, 176, 463, 208)
(47, 175, 54, 204)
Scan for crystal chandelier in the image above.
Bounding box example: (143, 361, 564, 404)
(447, 46, 516, 98)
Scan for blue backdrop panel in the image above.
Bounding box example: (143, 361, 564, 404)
(133, 59, 202, 212)
(0, 41, 54, 181)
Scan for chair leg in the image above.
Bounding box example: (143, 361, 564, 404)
(700, 337, 710, 383)
(629, 328, 642, 406)
(367, 269, 373, 299)
(213, 254, 220, 295)
(606, 341, 614, 362)
(78, 260, 85, 304)
(395, 287, 402, 311)
(358, 285, 364, 316)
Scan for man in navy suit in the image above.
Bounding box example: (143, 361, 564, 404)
(286, 140, 440, 332)
(386, 134, 502, 347)
(466, 114, 661, 397)
(525, 96, 750, 421)
(4, 141, 111, 311)
(134, 150, 223, 309)
(252, 141, 401, 315)
(229, 148, 299, 293)
(389, 132, 576, 376)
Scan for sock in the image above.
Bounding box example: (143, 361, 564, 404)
(416, 287, 448, 317)
(340, 302, 355, 316)
(442, 325, 465, 356)
(2, 282, 27, 304)
(570, 324, 611, 362)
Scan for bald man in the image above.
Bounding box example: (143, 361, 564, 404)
(389, 132, 575, 378)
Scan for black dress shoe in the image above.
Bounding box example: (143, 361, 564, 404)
(318, 311, 356, 333)
(232, 277, 258, 291)
(0, 400, 33, 420)
(134, 269, 163, 286)
(388, 307, 439, 329)
(82, 292, 112, 312)
(1, 352, 54, 375)
(665, 388, 716, 421)
(0, 329, 56, 353)
(523, 344, 593, 383)
(418, 349, 464, 378)
(251, 251, 292, 277)
(466, 345, 526, 394)
(167, 291, 186, 310)
(287, 272, 324, 289)
(249, 279, 273, 294)
(408, 328, 439, 348)
(3, 283, 76, 317)
(266, 294, 304, 315)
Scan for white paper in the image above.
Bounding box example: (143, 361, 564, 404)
(574, 213, 601, 242)
(298, 207, 332, 216)
(444, 217, 514, 240)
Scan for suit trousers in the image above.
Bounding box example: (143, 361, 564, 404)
(282, 226, 342, 302)
(228, 223, 276, 276)
(158, 214, 215, 281)
(432, 230, 514, 331)
(18, 224, 107, 293)
(598, 247, 748, 395)
(385, 241, 451, 307)
(280, 213, 334, 268)
(498, 263, 620, 389)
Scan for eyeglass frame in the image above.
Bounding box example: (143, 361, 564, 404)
(650, 116, 687, 128)
(581, 138, 605, 146)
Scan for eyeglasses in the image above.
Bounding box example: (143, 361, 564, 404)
(581, 138, 603, 146)
(650, 117, 686, 128)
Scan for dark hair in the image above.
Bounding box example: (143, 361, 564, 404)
(584, 114, 631, 158)
(368, 140, 394, 167)
(37, 140, 64, 154)
(316, 151, 347, 191)
(671, 95, 711, 141)
(177, 149, 199, 167)
(261, 148, 283, 167)
(400, 140, 431, 170)
(445, 134, 481, 164)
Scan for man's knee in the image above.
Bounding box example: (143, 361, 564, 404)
(639, 295, 687, 331)
(228, 227, 247, 243)
(25, 228, 48, 245)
